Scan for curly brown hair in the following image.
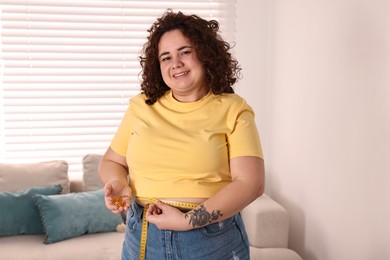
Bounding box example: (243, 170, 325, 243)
(139, 10, 242, 105)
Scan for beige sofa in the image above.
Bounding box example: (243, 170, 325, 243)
(0, 155, 301, 260)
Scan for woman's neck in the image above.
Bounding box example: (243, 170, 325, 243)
(171, 88, 210, 103)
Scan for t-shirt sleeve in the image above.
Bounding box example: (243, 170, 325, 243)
(227, 101, 264, 159)
(110, 103, 133, 157)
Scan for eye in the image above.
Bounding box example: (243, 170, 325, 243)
(160, 56, 170, 62)
(181, 50, 192, 55)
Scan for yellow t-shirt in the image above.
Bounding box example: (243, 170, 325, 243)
(110, 90, 263, 198)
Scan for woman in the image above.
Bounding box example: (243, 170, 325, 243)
(99, 10, 265, 260)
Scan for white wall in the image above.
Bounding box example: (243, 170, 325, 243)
(236, 0, 390, 259)
(235, 0, 272, 190)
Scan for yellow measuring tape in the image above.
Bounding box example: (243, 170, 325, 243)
(136, 197, 199, 260)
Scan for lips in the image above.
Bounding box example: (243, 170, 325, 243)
(173, 71, 189, 78)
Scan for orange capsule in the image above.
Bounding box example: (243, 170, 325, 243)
(112, 196, 126, 207)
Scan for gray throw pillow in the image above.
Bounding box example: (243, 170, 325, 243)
(0, 185, 62, 236)
(0, 160, 69, 193)
(34, 189, 123, 244)
(82, 154, 104, 191)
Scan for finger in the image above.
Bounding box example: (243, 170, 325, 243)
(146, 204, 155, 215)
(111, 206, 128, 214)
(147, 202, 163, 214)
(104, 184, 112, 197)
(106, 202, 119, 211)
(156, 201, 169, 211)
(145, 210, 157, 223)
(146, 204, 162, 218)
(151, 204, 161, 214)
(123, 195, 132, 208)
(106, 200, 124, 214)
(105, 196, 121, 211)
(111, 209, 121, 214)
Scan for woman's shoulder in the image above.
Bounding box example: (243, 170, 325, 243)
(211, 93, 255, 117)
(213, 93, 248, 107)
(129, 92, 148, 105)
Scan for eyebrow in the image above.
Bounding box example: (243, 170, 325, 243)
(158, 45, 193, 59)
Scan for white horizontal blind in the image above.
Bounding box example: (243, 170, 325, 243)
(0, 0, 236, 178)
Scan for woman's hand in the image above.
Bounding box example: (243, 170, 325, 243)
(104, 180, 132, 214)
(145, 202, 192, 231)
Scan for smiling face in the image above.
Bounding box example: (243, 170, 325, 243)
(158, 29, 208, 102)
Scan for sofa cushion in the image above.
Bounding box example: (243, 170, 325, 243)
(0, 160, 70, 193)
(0, 185, 62, 236)
(0, 232, 124, 260)
(82, 154, 104, 191)
(34, 189, 123, 244)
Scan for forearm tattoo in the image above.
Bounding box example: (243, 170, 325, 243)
(185, 204, 223, 228)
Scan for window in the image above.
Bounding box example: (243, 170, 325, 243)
(0, 0, 236, 179)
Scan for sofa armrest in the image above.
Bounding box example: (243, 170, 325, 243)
(241, 194, 289, 248)
(250, 248, 303, 260)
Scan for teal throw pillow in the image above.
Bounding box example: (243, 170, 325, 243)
(0, 185, 62, 236)
(34, 189, 123, 244)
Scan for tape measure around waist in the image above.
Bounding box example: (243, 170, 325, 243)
(136, 197, 199, 260)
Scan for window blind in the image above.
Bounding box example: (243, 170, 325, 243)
(0, 0, 236, 178)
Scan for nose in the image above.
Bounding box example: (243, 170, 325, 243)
(172, 56, 183, 69)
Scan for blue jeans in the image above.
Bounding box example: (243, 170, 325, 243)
(122, 200, 250, 260)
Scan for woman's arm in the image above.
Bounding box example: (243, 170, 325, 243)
(187, 156, 264, 228)
(99, 147, 132, 213)
(146, 156, 265, 230)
